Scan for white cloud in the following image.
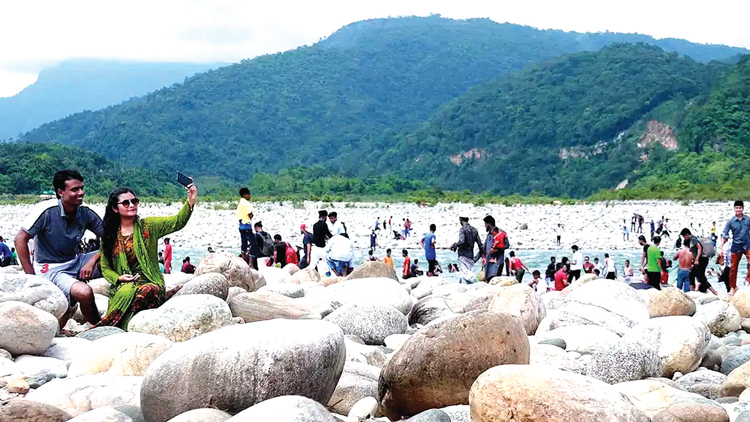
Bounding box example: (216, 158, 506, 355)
(1, 0, 748, 96)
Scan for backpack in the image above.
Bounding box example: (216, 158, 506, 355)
(258, 232, 274, 257)
(699, 237, 715, 258)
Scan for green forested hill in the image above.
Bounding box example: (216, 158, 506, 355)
(0, 143, 178, 196)
(383, 44, 723, 197)
(19, 16, 747, 186)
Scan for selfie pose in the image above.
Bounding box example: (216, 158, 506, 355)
(97, 181, 197, 329)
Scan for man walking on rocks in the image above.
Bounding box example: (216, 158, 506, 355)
(719, 200, 750, 296)
(15, 169, 103, 325)
(421, 224, 438, 276)
(311, 210, 332, 275)
(646, 235, 664, 290)
(235, 187, 258, 268)
(568, 245, 583, 284)
(481, 215, 507, 280)
(450, 217, 482, 284)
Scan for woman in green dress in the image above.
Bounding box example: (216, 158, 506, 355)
(97, 184, 197, 329)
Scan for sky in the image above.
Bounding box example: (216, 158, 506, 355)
(1, 0, 749, 97)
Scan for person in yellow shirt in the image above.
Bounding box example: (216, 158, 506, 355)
(235, 188, 257, 267)
(382, 248, 394, 268)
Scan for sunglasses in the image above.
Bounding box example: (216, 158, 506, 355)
(118, 198, 140, 208)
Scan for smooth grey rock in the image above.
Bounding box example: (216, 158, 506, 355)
(539, 338, 567, 349)
(676, 370, 726, 399)
(587, 338, 662, 384)
(0, 301, 58, 355)
(409, 297, 455, 326)
(327, 277, 413, 315)
(26, 374, 143, 417)
(230, 291, 320, 322)
(0, 273, 69, 319)
(345, 338, 387, 368)
(14, 354, 68, 387)
(140, 320, 345, 422)
(226, 395, 338, 421)
(43, 337, 93, 361)
(537, 325, 619, 355)
(166, 408, 231, 422)
(0, 398, 73, 421)
(406, 409, 452, 422)
(173, 273, 229, 300)
(695, 301, 742, 337)
(195, 252, 265, 291)
(440, 405, 470, 422)
(258, 283, 305, 298)
(722, 345, 750, 375)
(67, 332, 173, 377)
(128, 294, 233, 342)
(738, 410, 750, 422)
(328, 361, 379, 415)
(324, 304, 407, 345)
(76, 326, 125, 341)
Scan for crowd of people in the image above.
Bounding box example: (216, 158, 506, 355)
(7, 168, 750, 336)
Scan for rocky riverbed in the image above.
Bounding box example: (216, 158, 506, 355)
(3, 253, 750, 421)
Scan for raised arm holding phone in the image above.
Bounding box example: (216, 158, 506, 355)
(97, 175, 197, 329)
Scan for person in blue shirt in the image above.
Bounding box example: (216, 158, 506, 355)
(719, 200, 750, 296)
(421, 224, 439, 276)
(0, 236, 12, 267)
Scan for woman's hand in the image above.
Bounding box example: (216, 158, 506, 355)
(118, 274, 140, 283)
(186, 183, 198, 207)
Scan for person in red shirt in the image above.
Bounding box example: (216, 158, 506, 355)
(163, 238, 173, 274)
(509, 251, 529, 282)
(554, 263, 569, 291)
(583, 256, 595, 274)
(402, 249, 413, 279)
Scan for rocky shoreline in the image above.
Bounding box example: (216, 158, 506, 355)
(2, 253, 750, 421)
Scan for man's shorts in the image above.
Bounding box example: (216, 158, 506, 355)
(34, 251, 101, 302)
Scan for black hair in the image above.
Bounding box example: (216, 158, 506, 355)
(680, 228, 691, 237)
(53, 169, 83, 198)
(183, 256, 190, 262)
(102, 188, 137, 263)
(483, 215, 495, 226)
(430, 223, 436, 231)
(341, 233, 349, 239)
(572, 245, 578, 251)
(735, 200, 744, 208)
(653, 235, 661, 245)
(638, 235, 647, 242)
(532, 270, 540, 277)
(239, 187, 250, 196)
(0, 236, 3, 242)
(254, 221, 263, 228)
(604, 253, 610, 258)
(550, 256, 556, 261)
(386, 248, 391, 254)
(273, 234, 282, 241)
(368, 249, 373, 255)
(402, 249, 408, 256)
(509, 251, 516, 257)
(329, 212, 337, 218)
(164, 238, 170, 243)
(561, 256, 569, 263)
(318, 210, 328, 217)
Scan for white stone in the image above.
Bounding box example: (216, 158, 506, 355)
(128, 294, 233, 342)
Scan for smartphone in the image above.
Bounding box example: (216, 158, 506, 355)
(177, 172, 193, 188)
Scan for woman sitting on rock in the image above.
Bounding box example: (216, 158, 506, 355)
(97, 184, 197, 329)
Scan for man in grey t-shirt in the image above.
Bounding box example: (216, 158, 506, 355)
(15, 169, 103, 325)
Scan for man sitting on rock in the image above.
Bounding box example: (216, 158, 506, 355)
(14, 169, 103, 326)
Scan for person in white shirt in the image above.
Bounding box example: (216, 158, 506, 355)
(603, 253, 617, 280)
(594, 257, 605, 275)
(329, 212, 346, 236)
(568, 245, 583, 284)
(324, 233, 354, 276)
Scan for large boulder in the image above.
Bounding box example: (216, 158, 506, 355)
(378, 310, 529, 419)
(139, 319, 346, 422)
(347, 261, 398, 282)
(0, 301, 58, 355)
(731, 289, 750, 318)
(469, 364, 649, 422)
(623, 316, 711, 378)
(228, 291, 320, 322)
(411, 277, 449, 299)
(172, 273, 228, 300)
(128, 294, 233, 342)
(615, 379, 723, 418)
(0, 273, 69, 319)
(324, 304, 407, 345)
(409, 297, 455, 326)
(0, 398, 73, 422)
(652, 402, 729, 422)
(723, 345, 750, 375)
(26, 375, 142, 417)
(649, 287, 696, 317)
(550, 279, 649, 335)
(586, 338, 663, 384)
(327, 277, 412, 315)
(195, 252, 265, 291)
(226, 395, 338, 422)
(537, 325, 620, 355)
(446, 285, 504, 313)
(486, 284, 546, 335)
(327, 361, 380, 415)
(67, 332, 172, 377)
(43, 337, 93, 362)
(290, 268, 320, 284)
(721, 359, 750, 397)
(695, 301, 742, 337)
